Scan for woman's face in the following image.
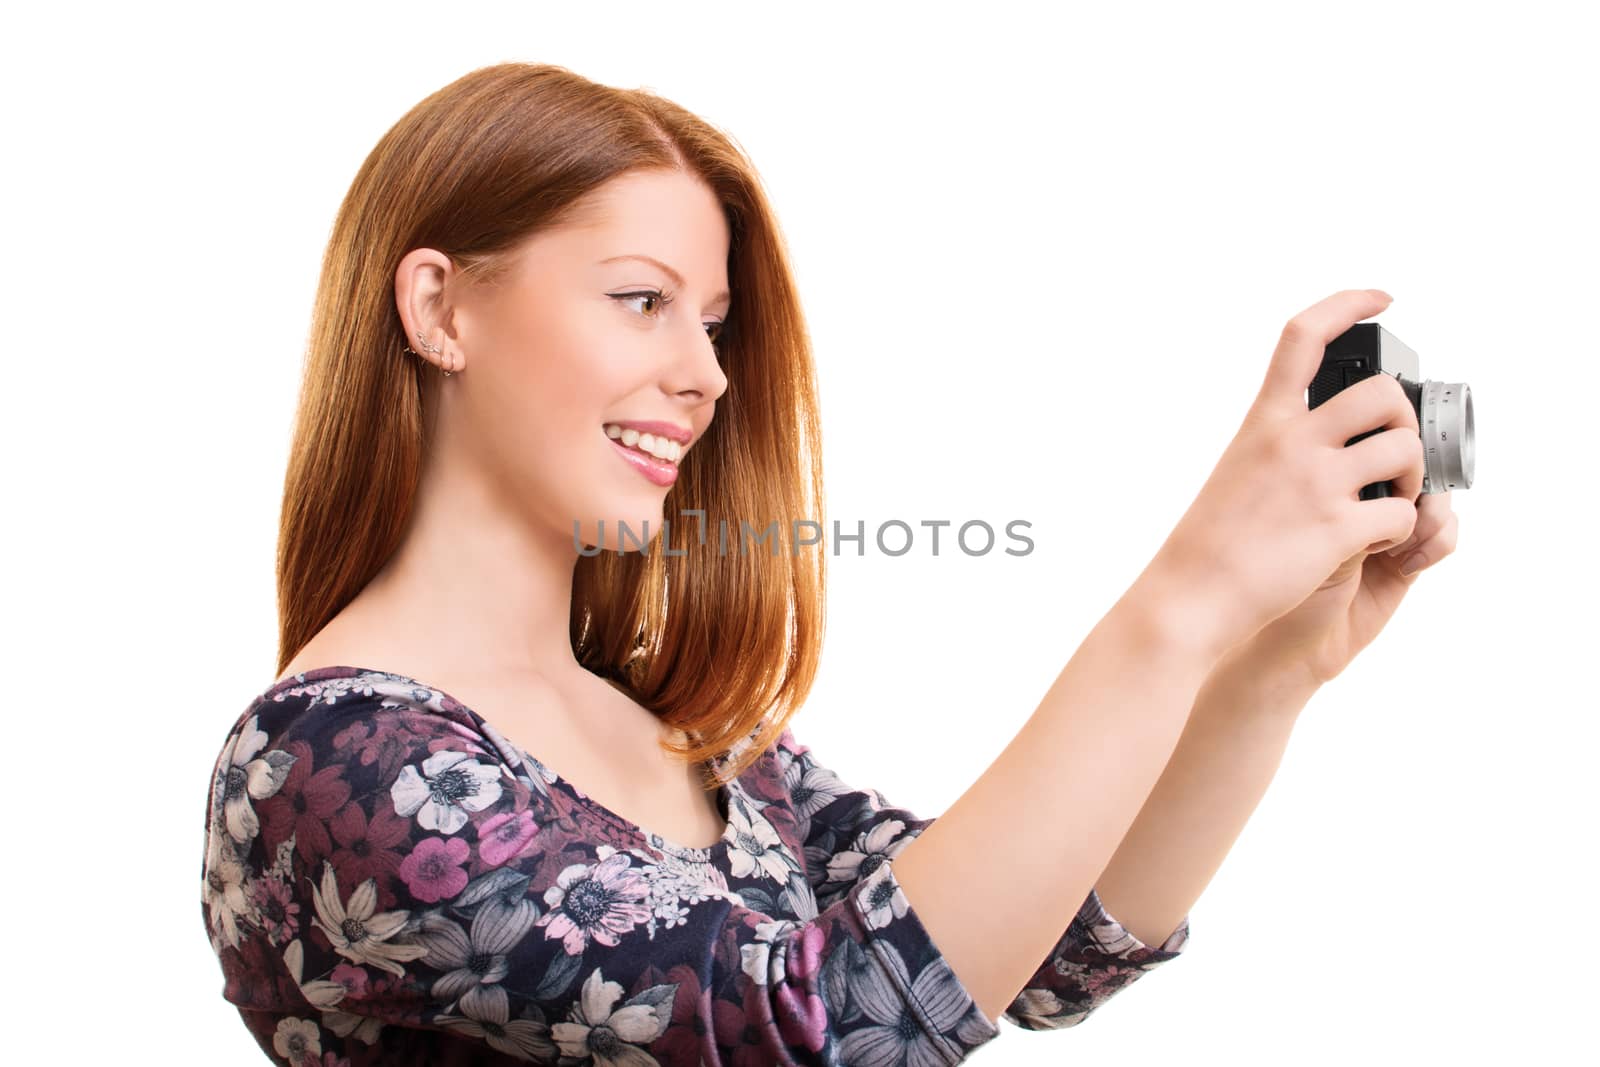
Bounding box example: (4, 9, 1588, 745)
(413, 168, 732, 552)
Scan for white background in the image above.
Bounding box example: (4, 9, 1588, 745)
(6, 1, 1595, 1063)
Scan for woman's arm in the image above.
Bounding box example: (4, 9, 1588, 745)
(1093, 643, 1317, 948)
(781, 723, 1191, 1031)
(891, 564, 1228, 1025)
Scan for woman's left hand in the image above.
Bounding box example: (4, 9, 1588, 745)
(1231, 490, 1460, 688)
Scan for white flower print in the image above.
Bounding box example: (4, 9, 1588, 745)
(272, 1016, 321, 1063)
(835, 937, 974, 1067)
(780, 871, 820, 922)
(434, 985, 558, 1061)
(629, 847, 743, 939)
(202, 830, 257, 951)
(282, 938, 348, 1010)
(308, 860, 430, 976)
(784, 751, 851, 825)
(212, 715, 296, 846)
(390, 749, 504, 835)
(739, 917, 802, 987)
(824, 817, 912, 889)
(198, 672, 1190, 1063)
(853, 858, 911, 932)
(286, 937, 388, 1044)
(550, 968, 670, 1066)
(413, 900, 539, 1018)
(322, 1007, 387, 1046)
(723, 792, 794, 884)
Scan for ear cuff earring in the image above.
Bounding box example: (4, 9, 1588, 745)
(402, 330, 454, 377)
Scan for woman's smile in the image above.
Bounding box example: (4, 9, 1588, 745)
(605, 426, 681, 486)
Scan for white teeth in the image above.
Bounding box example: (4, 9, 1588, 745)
(603, 423, 683, 463)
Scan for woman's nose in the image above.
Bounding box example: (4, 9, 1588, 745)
(671, 322, 727, 402)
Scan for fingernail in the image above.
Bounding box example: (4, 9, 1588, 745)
(1398, 552, 1426, 576)
(1385, 537, 1416, 558)
(1369, 289, 1393, 301)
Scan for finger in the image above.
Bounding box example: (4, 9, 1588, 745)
(1257, 289, 1394, 412)
(1349, 494, 1418, 558)
(1307, 369, 1421, 448)
(1394, 509, 1459, 577)
(1341, 425, 1426, 504)
(1385, 492, 1454, 557)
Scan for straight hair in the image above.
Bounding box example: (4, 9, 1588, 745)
(275, 62, 827, 787)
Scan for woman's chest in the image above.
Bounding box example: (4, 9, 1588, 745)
(485, 679, 730, 851)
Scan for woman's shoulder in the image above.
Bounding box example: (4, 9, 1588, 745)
(208, 667, 515, 801)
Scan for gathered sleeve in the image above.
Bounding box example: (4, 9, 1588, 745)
(250, 696, 1012, 1065)
(774, 726, 1191, 1032)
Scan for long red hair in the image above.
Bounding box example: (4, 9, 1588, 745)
(276, 62, 826, 787)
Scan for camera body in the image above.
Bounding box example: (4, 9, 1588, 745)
(1308, 323, 1475, 501)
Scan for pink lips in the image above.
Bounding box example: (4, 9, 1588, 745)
(607, 432, 680, 487)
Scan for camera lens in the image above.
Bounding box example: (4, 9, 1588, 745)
(1420, 380, 1474, 492)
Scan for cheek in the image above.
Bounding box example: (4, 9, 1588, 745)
(479, 316, 609, 438)
(475, 328, 644, 483)
(504, 306, 638, 405)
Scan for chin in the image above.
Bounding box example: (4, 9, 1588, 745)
(568, 503, 669, 555)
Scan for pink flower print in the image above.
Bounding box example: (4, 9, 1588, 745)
(478, 808, 539, 867)
(534, 852, 652, 956)
(708, 994, 762, 1067)
(327, 800, 410, 913)
(331, 720, 375, 759)
(258, 740, 352, 866)
(731, 982, 782, 1067)
(399, 836, 471, 904)
(328, 963, 370, 999)
(648, 964, 711, 1065)
(247, 873, 302, 946)
(774, 922, 827, 1053)
(1074, 959, 1141, 1002)
(339, 713, 435, 782)
(440, 719, 490, 751)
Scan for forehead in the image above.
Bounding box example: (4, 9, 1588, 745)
(564, 170, 727, 251)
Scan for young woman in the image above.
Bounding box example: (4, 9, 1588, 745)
(201, 61, 1456, 1066)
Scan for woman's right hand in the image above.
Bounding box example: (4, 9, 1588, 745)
(1144, 289, 1426, 659)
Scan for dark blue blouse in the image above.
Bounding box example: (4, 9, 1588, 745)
(201, 666, 1189, 1065)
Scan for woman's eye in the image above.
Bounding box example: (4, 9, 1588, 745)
(612, 289, 725, 347)
(611, 289, 670, 317)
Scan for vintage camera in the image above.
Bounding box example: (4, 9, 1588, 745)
(1308, 323, 1475, 500)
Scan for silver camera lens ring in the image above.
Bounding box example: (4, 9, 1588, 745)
(1420, 380, 1473, 492)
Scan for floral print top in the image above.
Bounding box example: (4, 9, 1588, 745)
(201, 666, 1190, 1066)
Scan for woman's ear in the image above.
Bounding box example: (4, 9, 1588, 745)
(394, 247, 461, 372)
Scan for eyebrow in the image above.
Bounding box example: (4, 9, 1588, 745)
(600, 254, 731, 305)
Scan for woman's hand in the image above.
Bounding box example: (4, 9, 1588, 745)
(1147, 289, 1427, 661)
(1230, 489, 1460, 688)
